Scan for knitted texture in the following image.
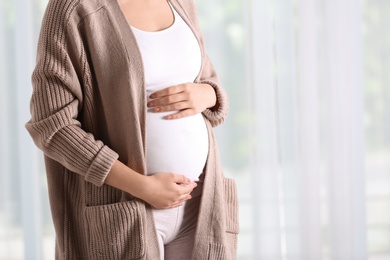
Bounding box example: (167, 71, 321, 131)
(26, 0, 238, 259)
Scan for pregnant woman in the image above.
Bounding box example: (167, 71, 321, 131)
(26, 0, 239, 259)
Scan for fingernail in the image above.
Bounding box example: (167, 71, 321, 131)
(154, 107, 160, 112)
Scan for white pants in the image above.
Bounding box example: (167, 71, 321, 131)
(152, 184, 202, 260)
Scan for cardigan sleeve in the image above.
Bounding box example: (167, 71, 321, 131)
(199, 54, 229, 127)
(177, 0, 229, 127)
(25, 1, 118, 187)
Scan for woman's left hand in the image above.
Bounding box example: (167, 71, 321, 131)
(147, 83, 217, 120)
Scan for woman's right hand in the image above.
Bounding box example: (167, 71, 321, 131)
(105, 160, 197, 209)
(137, 172, 197, 209)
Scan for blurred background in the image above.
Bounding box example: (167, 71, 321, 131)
(0, 0, 389, 259)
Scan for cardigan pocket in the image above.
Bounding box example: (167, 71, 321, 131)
(84, 199, 146, 260)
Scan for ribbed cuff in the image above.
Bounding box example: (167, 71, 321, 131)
(85, 145, 119, 187)
(201, 80, 228, 127)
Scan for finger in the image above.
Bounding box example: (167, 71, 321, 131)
(178, 193, 192, 201)
(173, 174, 191, 184)
(147, 93, 187, 108)
(169, 195, 192, 208)
(165, 109, 196, 120)
(168, 201, 185, 208)
(180, 182, 197, 194)
(147, 93, 185, 107)
(152, 102, 189, 113)
(149, 84, 186, 99)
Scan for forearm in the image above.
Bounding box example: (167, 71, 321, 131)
(104, 160, 197, 209)
(104, 160, 146, 198)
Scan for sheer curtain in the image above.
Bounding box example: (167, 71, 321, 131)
(199, 0, 388, 259)
(0, 0, 52, 259)
(1, 0, 389, 259)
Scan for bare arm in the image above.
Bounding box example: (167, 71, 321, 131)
(105, 160, 197, 209)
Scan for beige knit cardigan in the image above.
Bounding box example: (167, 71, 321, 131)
(26, 0, 239, 259)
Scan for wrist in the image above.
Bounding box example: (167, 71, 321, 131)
(105, 160, 147, 198)
(203, 83, 217, 109)
(128, 173, 148, 199)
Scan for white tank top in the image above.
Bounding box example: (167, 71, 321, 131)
(131, 3, 209, 181)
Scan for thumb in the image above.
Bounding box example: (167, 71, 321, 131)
(173, 174, 191, 185)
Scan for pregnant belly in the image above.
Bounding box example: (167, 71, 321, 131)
(146, 111, 209, 182)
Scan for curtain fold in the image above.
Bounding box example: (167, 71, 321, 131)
(273, 0, 302, 258)
(0, 4, 14, 257)
(321, 0, 367, 258)
(246, 0, 368, 259)
(0, 0, 47, 259)
(250, 0, 282, 258)
(296, 0, 322, 259)
(15, 0, 43, 257)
